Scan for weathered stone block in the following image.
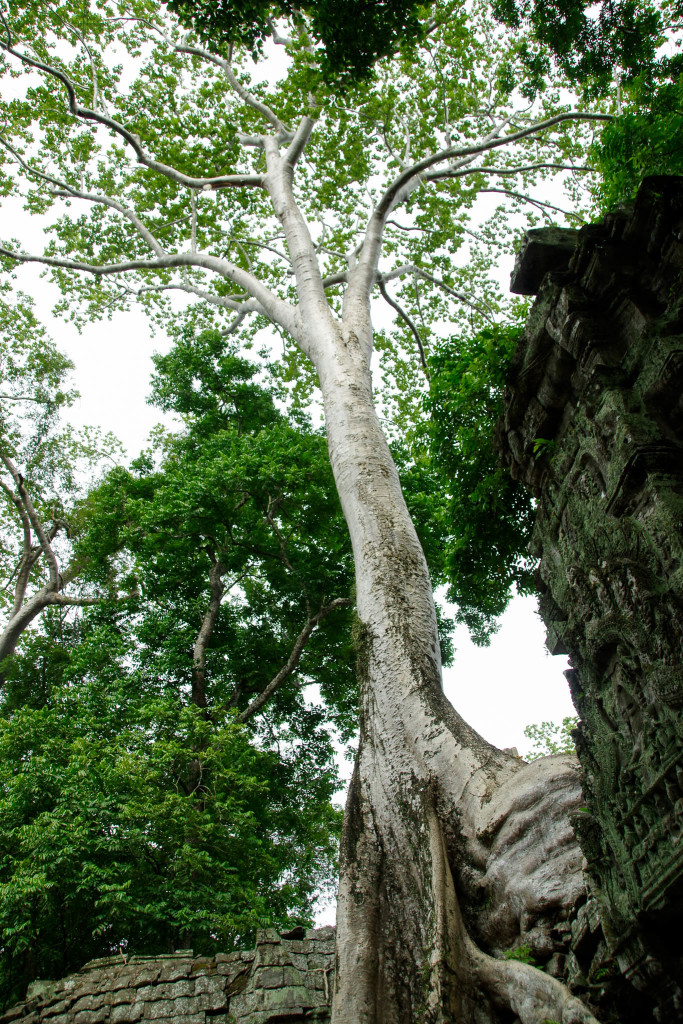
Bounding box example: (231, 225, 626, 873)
(129, 968, 161, 988)
(73, 1009, 108, 1024)
(156, 962, 192, 984)
(191, 976, 223, 997)
(251, 984, 310, 1011)
(109, 991, 135, 1008)
(253, 967, 283, 989)
(71, 994, 109, 1014)
(189, 959, 215, 977)
(109, 1002, 144, 1024)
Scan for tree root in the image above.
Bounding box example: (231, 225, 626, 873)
(426, 790, 600, 1024)
(332, 746, 600, 1024)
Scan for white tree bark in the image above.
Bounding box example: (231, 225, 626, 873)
(311, 328, 594, 1023)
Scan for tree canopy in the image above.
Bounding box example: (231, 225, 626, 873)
(0, 328, 352, 1006)
(164, 0, 680, 92)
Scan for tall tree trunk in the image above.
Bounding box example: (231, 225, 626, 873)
(316, 326, 596, 1024)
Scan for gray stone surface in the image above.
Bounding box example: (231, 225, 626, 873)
(1, 929, 334, 1024)
(498, 175, 683, 1023)
(509, 225, 579, 295)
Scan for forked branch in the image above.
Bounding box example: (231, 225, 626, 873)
(347, 110, 611, 311)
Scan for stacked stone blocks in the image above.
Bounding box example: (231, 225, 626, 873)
(0, 928, 334, 1024)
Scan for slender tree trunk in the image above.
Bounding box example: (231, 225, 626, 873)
(315, 325, 596, 1024)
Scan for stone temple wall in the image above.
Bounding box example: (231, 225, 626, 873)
(498, 175, 683, 1022)
(0, 927, 334, 1024)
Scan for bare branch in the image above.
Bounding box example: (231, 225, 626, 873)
(479, 187, 586, 223)
(379, 112, 610, 219)
(190, 189, 197, 253)
(0, 454, 59, 589)
(423, 161, 595, 185)
(0, 247, 299, 337)
(172, 41, 287, 134)
(192, 559, 226, 709)
(378, 278, 430, 378)
(284, 114, 318, 168)
(0, 136, 167, 257)
(346, 110, 611, 312)
(63, 19, 108, 115)
(380, 264, 494, 320)
(0, 475, 36, 618)
(268, 20, 294, 46)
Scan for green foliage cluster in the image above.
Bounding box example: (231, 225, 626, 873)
(0, 328, 352, 1007)
(492, 0, 677, 94)
(163, 0, 426, 84)
(165, 0, 678, 97)
(523, 716, 578, 759)
(592, 74, 683, 209)
(0, 614, 339, 1009)
(502, 943, 538, 965)
(425, 323, 536, 644)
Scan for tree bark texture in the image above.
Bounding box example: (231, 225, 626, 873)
(314, 330, 596, 1024)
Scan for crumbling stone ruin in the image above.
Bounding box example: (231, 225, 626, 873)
(0, 927, 334, 1024)
(498, 175, 683, 1021)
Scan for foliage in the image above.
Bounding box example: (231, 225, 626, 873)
(0, 288, 123, 644)
(0, 611, 341, 1009)
(592, 74, 683, 209)
(75, 327, 357, 734)
(0, 323, 354, 1006)
(163, 0, 427, 85)
(503, 943, 538, 965)
(425, 323, 536, 644)
(523, 716, 578, 760)
(492, 0, 677, 94)
(166, 0, 680, 97)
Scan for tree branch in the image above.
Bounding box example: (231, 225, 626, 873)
(378, 278, 430, 378)
(423, 161, 595, 185)
(285, 114, 318, 168)
(0, 454, 59, 589)
(346, 111, 611, 312)
(171, 41, 287, 134)
(0, 36, 265, 191)
(380, 265, 495, 320)
(0, 136, 167, 257)
(192, 559, 226, 710)
(238, 598, 352, 722)
(0, 247, 299, 337)
(478, 187, 586, 222)
(0, 475, 37, 620)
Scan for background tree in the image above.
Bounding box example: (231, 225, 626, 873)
(523, 716, 578, 760)
(165, 0, 679, 92)
(0, 0, 647, 1020)
(0, 611, 342, 1008)
(0, 330, 355, 1008)
(0, 288, 124, 668)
